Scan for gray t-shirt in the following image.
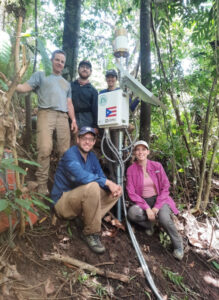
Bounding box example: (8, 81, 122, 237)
(27, 71, 71, 112)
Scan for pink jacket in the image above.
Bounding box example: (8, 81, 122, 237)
(126, 160, 179, 214)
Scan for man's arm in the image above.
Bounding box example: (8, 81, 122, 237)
(16, 82, 33, 93)
(91, 88, 98, 131)
(105, 179, 122, 198)
(67, 97, 78, 133)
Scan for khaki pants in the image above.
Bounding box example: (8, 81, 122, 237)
(36, 109, 70, 185)
(55, 182, 118, 235)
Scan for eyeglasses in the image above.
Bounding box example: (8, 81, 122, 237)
(79, 136, 95, 143)
(80, 65, 90, 70)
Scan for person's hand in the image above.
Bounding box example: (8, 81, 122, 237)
(71, 120, 78, 133)
(105, 180, 122, 198)
(146, 208, 156, 221)
(152, 207, 159, 217)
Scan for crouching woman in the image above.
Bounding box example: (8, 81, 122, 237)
(126, 140, 184, 260)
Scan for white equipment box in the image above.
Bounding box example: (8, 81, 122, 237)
(98, 89, 129, 129)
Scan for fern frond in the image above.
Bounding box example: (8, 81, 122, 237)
(37, 38, 52, 76)
(0, 31, 12, 73)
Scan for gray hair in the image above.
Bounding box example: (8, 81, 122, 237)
(51, 50, 66, 61)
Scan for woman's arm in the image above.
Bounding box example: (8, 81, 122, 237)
(126, 167, 150, 210)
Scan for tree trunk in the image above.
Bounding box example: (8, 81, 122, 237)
(62, 0, 81, 81)
(24, 94, 32, 149)
(33, 0, 38, 73)
(140, 0, 152, 142)
(0, 0, 6, 30)
(202, 138, 218, 210)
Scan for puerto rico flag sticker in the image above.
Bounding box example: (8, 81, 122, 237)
(106, 106, 117, 117)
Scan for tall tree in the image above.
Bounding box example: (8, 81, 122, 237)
(140, 0, 152, 142)
(62, 0, 81, 81)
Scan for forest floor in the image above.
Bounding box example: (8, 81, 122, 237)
(1, 204, 219, 300)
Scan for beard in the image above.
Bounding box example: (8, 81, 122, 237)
(78, 70, 90, 80)
(78, 145, 90, 154)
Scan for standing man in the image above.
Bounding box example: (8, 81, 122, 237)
(51, 126, 122, 254)
(71, 60, 98, 133)
(99, 69, 139, 111)
(16, 50, 78, 195)
(99, 69, 139, 181)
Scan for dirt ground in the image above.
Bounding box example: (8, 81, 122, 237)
(0, 139, 218, 299)
(1, 209, 219, 300)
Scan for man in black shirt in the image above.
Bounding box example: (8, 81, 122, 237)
(71, 61, 98, 134)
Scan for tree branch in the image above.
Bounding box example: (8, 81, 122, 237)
(44, 253, 130, 283)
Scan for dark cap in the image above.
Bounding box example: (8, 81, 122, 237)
(78, 60, 92, 69)
(106, 69, 118, 78)
(78, 126, 96, 136)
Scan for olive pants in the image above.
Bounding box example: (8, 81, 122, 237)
(55, 182, 118, 235)
(128, 197, 182, 250)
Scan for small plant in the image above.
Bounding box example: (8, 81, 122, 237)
(0, 157, 52, 238)
(208, 199, 219, 218)
(144, 290, 152, 299)
(211, 261, 219, 270)
(78, 272, 89, 283)
(95, 284, 107, 298)
(162, 268, 199, 298)
(159, 231, 171, 248)
(169, 296, 189, 300)
(162, 268, 184, 287)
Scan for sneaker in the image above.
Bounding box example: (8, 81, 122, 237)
(145, 227, 155, 236)
(173, 248, 184, 260)
(82, 234, 105, 254)
(37, 184, 49, 195)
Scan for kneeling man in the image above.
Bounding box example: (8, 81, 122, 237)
(51, 127, 122, 254)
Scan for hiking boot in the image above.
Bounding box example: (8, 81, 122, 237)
(173, 248, 184, 260)
(37, 184, 49, 195)
(82, 234, 105, 254)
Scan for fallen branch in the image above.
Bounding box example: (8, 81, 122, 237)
(45, 253, 129, 283)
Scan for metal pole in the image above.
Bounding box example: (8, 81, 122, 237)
(116, 130, 123, 221)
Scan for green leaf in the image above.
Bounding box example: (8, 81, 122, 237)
(18, 158, 40, 167)
(15, 189, 22, 198)
(0, 199, 9, 211)
(67, 226, 72, 237)
(0, 31, 11, 72)
(15, 198, 31, 210)
(31, 195, 50, 209)
(0, 78, 8, 91)
(0, 159, 26, 175)
(212, 261, 219, 270)
(21, 33, 32, 37)
(37, 38, 52, 76)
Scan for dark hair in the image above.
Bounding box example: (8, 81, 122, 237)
(106, 69, 118, 78)
(78, 60, 92, 69)
(51, 50, 66, 60)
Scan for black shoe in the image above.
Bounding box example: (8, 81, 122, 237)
(82, 233, 105, 254)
